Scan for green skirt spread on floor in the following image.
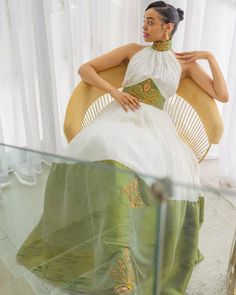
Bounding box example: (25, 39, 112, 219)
(16, 159, 204, 295)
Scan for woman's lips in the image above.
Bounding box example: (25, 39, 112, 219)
(143, 33, 149, 37)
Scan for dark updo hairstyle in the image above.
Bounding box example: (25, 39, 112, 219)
(145, 1, 184, 37)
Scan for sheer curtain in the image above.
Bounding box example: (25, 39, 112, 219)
(0, 0, 235, 185)
(0, 0, 141, 184)
(156, 0, 236, 186)
(169, 0, 236, 187)
(219, 23, 236, 187)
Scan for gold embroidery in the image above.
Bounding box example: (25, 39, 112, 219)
(143, 79, 151, 92)
(152, 38, 172, 52)
(122, 78, 166, 110)
(121, 177, 143, 208)
(109, 248, 135, 293)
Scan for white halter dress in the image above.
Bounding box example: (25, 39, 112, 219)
(63, 42, 202, 202)
(17, 39, 205, 295)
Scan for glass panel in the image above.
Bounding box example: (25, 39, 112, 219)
(152, 175, 236, 295)
(0, 143, 235, 295)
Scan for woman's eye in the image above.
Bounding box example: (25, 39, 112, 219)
(143, 20, 153, 25)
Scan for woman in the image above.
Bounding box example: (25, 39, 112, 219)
(17, 1, 229, 294)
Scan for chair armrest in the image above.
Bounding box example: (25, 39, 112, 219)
(64, 62, 128, 143)
(176, 77, 224, 144)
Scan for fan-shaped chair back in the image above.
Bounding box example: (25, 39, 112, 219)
(64, 61, 224, 163)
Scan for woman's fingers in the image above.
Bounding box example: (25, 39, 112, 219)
(123, 104, 129, 112)
(127, 100, 137, 112)
(175, 51, 194, 55)
(128, 95, 141, 109)
(176, 54, 193, 59)
(120, 93, 141, 112)
(121, 98, 132, 112)
(122, 98, 137, 112)
(175, 53, 195, 63)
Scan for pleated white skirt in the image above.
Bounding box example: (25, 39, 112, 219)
(63, 100, 202, 201)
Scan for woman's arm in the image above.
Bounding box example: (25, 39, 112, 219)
(78, 43, 142, 111)
(205, 53, 229, 102)
(78, 43, 141, 95)
(175, 51, 229, 103)
(79, 63, 116, 95)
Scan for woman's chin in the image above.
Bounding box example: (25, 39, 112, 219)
(143, 37, 152, 42)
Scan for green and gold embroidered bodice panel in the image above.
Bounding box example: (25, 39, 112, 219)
(121, 40, 181, 103)
(122, 78, 166, 110)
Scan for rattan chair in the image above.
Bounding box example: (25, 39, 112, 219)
(64, 61, 224, 163)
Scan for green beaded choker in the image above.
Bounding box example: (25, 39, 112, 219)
(152, 38, 172, 52)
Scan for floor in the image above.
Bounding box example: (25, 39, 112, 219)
(0, 159, 235, 294)
(199, 158, 236, 208)
(186, 159, 236, 295)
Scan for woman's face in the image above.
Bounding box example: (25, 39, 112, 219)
(143, 8, 171, 42)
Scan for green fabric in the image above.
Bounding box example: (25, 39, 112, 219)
(16, 159, 204, 295)
(122, 78, 166, 110)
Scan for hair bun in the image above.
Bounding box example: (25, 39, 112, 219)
(176, 8, 184, 21)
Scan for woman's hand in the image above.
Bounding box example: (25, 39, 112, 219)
(109, 88, 141, 112)
(174, 51, 213, 63)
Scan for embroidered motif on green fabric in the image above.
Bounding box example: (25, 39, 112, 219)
(109, 247, 135, 293)
(121, 176, 143, 208)
(122, 78, 166, 110)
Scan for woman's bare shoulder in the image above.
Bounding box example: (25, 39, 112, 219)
(125, 43, 149, 63)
